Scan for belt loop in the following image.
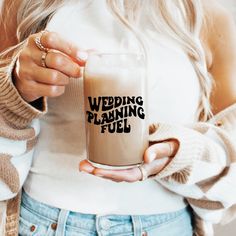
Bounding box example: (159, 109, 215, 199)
(131, 215, 143, 236)
(55, 209, 69, 236)
(95, 215, 102, 236)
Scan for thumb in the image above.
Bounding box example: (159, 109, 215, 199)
(144, 140, 178, 164)
(143, 157, 170, 177)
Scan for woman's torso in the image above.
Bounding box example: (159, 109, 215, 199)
(23, 0, 200, 214)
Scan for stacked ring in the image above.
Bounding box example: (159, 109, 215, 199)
(41, 51, 48, 68)
(34, 30, 48, 52)
(34, 31, 49, 68)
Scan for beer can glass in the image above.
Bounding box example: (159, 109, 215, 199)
(83, 53, 148, 168)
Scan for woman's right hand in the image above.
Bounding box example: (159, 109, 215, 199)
(13, 31, 88, 102)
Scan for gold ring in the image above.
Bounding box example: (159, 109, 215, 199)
(138, 165, 148, 181)
(35, 30, 48, 52)
(41, 51, 48, 68)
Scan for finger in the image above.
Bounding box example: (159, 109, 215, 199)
(144, 140, 178, 164)
(19, 79, 66, 99)
(79, 161, 138, 182)
(32, 66, 70, 86)
(97, 176, 123, 183)
(79, 160, 95, 173)
(93, 167, 142, 183)
(46, 50, 81, 77)
(78, 161, 125, 182)
(29, 31, 87, 66)
(33, 82, 65, 98)
(32, 50, 81, 78)
(142, 157, 170, 177)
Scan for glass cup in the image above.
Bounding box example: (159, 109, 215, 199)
(83, 53, 148, 169)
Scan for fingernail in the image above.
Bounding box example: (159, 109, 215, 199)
(149, 152, 156, 163)
(77, 51, 88, 61)
(79, 165, 94, 173)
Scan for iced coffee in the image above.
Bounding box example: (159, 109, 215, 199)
(83, 53, 148, 168)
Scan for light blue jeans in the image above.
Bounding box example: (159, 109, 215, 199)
(19, 191, 193, 236)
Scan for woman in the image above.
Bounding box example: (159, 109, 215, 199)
(0, 0, 236, 235)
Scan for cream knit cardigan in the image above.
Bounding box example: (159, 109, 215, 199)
(0, 61, 236, 235)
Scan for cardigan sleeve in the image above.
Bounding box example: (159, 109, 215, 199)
(149, 103, 236, 225)
(0, 57, 45, 199)
(0, 118, 40, 201)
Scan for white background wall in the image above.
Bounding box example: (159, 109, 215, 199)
(214, 0, 236, 235)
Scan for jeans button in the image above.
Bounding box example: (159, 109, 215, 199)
(51, 223, 57, 230)
(30, 225, 36, 232)
(100, 218, 111, 230)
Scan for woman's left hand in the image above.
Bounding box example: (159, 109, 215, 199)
(79, 140, 179, 182)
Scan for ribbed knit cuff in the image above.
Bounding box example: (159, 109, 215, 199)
(149, 123, 206, 180)
(0, 58, 47, 128)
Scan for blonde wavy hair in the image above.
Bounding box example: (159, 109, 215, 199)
(1, 0, 212, 121)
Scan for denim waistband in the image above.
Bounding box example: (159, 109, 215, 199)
(21, 190, 191, 235)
